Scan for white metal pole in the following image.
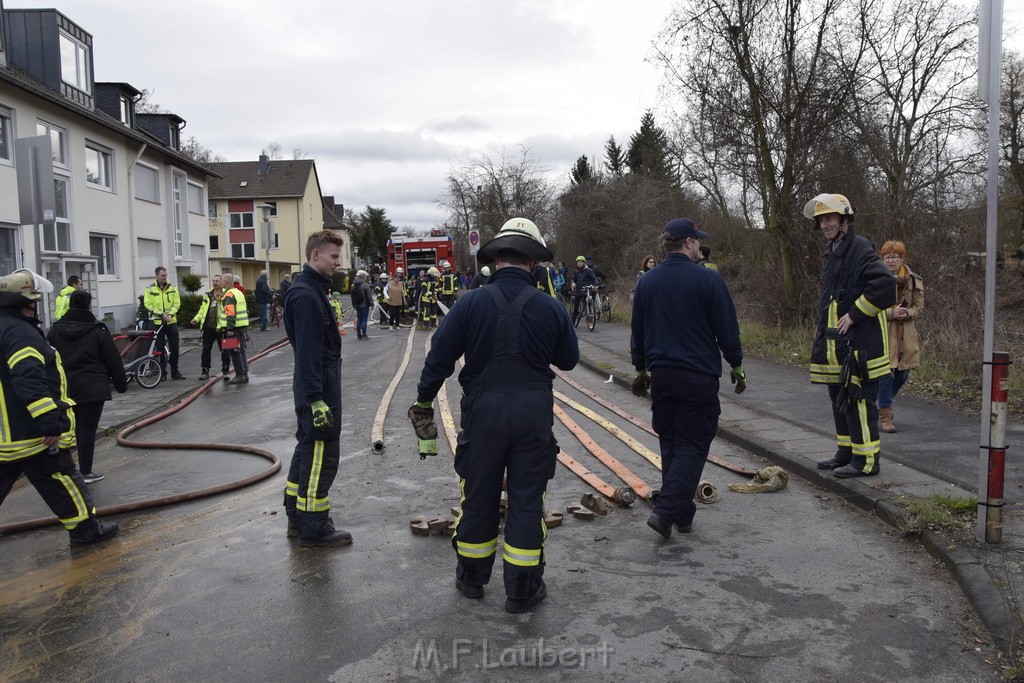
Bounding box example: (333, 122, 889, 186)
(976, 0, 1003, 543)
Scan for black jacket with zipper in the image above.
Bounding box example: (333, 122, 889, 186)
(47, 308, 128, 403)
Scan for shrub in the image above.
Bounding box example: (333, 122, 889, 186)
(179, 271, 204, 294)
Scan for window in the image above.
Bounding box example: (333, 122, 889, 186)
(0, 106, 12, 163)
(169, 124, 179, 150)
(36, 120, 68, 167)
(85, 142, 113, 189)
(229, 211, 255, 258)
(187, 182, 204, 214)
(172, 174, 184, 258)
(59, 32, 91, 94)
(209, 235, 219, 251)
(119, 95, 133, 127)
(208, 202, 218, 218)
(137, 238, 160, 278)
(89, 233, 118, 276)
(44, 177, 72, 252)
(265, 201, 277, 217)
(0, 225, 18, 275)
(135, 163, 159, 202)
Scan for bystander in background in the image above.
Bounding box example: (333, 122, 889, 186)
(879, 240, 924, 433)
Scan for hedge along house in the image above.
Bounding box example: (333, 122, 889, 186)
(207, 153, 354, 290)
(0, 3, 218, 329)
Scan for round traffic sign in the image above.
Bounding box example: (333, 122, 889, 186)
(469, 230, 480, 246)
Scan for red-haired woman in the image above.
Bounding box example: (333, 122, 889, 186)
(878, 241, 924, 433)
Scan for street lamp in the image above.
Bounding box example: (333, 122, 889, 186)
(259, 204, 273, 283)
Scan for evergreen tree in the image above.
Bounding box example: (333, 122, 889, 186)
(604, 136, 626, 177)
(570, 155, 597, 187)
(626, 111, 676, 184)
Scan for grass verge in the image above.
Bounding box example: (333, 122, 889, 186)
(897, 494, 976, 536)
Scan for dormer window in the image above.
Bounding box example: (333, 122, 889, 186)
(119, 94, 133, 127)
(169, 123, 179, 150)
(59, 31, 91, 94)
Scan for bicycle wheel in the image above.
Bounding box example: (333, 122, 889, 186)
(136, 357, 162, 389)
(273, 304, 283, 328)
(603, 295, 612, 323)
(586, 296, 597, 331)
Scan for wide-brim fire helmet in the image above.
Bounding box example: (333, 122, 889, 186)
(477, 218, 554, 265)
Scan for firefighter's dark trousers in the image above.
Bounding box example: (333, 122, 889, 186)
(452, 386, 556, 599)
(650, 367, 720, 528)
(827, 381, 880, 473)
(284, 361, 342, 539)
(0, 447, 101, 534)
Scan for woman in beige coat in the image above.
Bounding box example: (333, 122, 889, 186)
(879, 240, 924, 432)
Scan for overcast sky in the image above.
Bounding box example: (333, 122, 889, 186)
(9, 0, 673, 232)
(8, 1, 1023, 233)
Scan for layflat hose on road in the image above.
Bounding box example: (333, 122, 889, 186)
(0, 338, 293, 536)
(554, 389, 663, 471)
(553, 367, 754, 476)
(370, 325, 418, 453)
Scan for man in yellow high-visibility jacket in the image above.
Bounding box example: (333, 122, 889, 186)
(143, 266, 185, 380)
(54, 275, 83, 320)
(218, 270, 250, 385)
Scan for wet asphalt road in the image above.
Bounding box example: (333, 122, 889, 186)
(0, 320, 1002, 681)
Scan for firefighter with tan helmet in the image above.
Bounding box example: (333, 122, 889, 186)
(408, 217, 578, 614)
(0, 269, 119, 545)
(805, 193, 895, 478)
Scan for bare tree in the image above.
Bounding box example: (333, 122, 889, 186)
(439, 146, 559, 268)
(655, 0, 862, 307)
(265, 142, 283, 160)
(847, 0, 980, 236)
(1001, 51, 1024, 250)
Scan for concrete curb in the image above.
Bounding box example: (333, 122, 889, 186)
(575, 352, 1017, 654)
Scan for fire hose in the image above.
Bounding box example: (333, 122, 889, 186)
(554, 390, 662, 471)
(370, 325, 418, 453)
(0, 338, 293, 536)
(553, 403, 655, 502)
(554, 367, 754, 476)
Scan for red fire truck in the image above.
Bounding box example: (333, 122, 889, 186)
(387, 229, 456, 275)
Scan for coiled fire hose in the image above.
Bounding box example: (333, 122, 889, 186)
(0, 338, 292, 536)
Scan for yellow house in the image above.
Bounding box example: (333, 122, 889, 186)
(207, 154, 352, 290)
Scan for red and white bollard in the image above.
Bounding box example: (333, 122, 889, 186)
(983, 351, 1011, 544)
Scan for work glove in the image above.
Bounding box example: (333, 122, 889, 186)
(730, 366, 747, 395)
(632, 370, 650, 398)
(311, 400, 334, 429)
(407, 401, 438, 459)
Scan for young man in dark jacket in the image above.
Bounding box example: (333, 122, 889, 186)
(282, 230, 351, 548)
(805, 193, 896, 478)
(0, 269, 119, 545)
(47, 290, 128, 483)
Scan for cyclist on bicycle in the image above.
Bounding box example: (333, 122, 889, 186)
(570, 255, 598, 321)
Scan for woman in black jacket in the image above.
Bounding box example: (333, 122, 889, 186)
(47, 290, 128, 483)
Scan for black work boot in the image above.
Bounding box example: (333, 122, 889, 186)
(226, 374, 249, 385)
(69, 520, 120, 546)
(456, 579, 484, 599)
(505, 580, 547, 614)
(834, 462, 880, 478)
(298, 528, 353, 548)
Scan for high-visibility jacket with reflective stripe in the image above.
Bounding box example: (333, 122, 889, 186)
(54, 285, 75, 320)
(0, 308, 76, 461)
(144, 282, 181, 325)
(810, 227, 896, 384)
(191, 288, 223, 330)
(439, 272, 458, 295)
(218, 287, 249, 330)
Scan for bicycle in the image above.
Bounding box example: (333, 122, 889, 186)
(599, 284, 613, 323)
(270, 290, 284, 328)
(573, 285, 600, 332)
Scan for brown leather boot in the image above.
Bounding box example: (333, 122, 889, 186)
(879, 407, 896, 433)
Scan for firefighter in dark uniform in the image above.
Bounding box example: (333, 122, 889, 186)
(0, 269, 119, 545)
(283, 230, 352, 547)
(438, 260, 458, 312)
(631, 219, 746, 539)
(418, 267, 440, 328)
(408, 218, 578, 613)
(805, 193, 895, 478)
(532, 262, 557, 297)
